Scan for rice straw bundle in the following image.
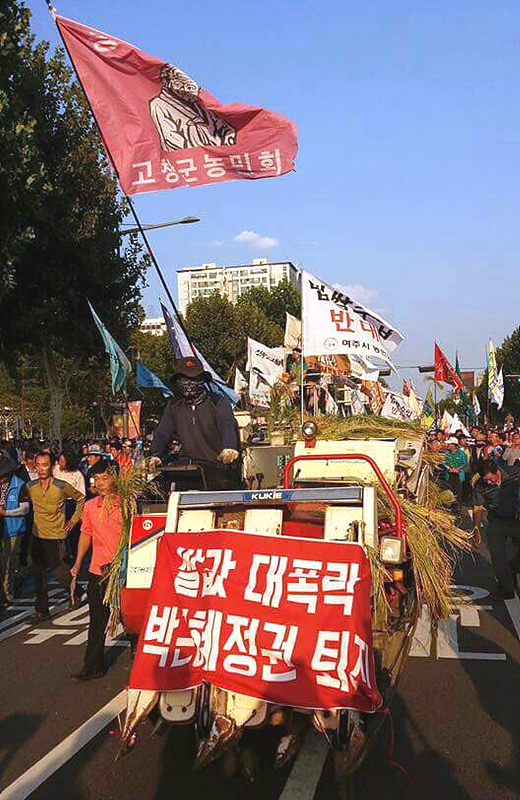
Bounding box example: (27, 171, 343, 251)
(104, 464, 161, 636)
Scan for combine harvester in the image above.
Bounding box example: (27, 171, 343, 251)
(114, 418, 469, 791)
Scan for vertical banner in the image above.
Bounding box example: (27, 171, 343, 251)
(127, 400, 142, 439)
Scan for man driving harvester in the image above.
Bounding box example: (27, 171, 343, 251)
(148, 356, 241, 490)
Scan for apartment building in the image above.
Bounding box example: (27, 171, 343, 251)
(177, 258, 299, 315)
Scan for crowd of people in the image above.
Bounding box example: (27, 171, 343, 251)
(428, 423, 520, 600)
(0, 435, 139, 681)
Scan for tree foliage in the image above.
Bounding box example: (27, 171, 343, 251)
(183, 281, 300, 380)
(0, 1, 149, 438)
(0, 0, 47, 297)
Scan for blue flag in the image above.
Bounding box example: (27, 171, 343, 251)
(136, 361, 173, 398)
(160, 301, 239, 405)
(88, 301, 131, 394)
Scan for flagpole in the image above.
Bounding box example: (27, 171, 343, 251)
(45, 1, 190, 337)
(300, 275, 305, 426)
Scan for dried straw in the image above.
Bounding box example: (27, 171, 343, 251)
(104, 465, 160, 636)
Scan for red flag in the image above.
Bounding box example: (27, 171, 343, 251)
(402, 379, 410, 397)
(56, 16, 298, 195)
(434, 342, 463, 392)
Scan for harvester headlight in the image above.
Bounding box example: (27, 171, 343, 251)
(379, 536, 405, 565)
(302, 420, 318, 441)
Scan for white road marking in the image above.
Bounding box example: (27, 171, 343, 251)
(0, 591, 65, 630)
(0, 691, 127, 800)
(278, 728, 329, 800)
(0, 623, 31, 643)
(410, 605, 432, 657)
(505, 596, 520, 639)
(437, 616, 506, 660)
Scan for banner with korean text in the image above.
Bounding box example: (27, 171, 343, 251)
(129, 530, 382, 712)
(302, 272, 403, 371)
(56, 16, 297, 195)
(246, 338, 285, 387)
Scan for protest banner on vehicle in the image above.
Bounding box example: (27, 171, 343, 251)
(301, 272, 403, 371)
(130, 529, 382, 712)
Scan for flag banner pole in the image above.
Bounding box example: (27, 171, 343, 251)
(300, 276, 305, 427)
(45, 1, 188, 332)
(122, 388, 141, 439)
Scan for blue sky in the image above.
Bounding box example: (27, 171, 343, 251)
(28, 0, 520, 389)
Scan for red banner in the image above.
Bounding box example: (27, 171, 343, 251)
(129, 530, 381, 713)
(56, 16, 297, 195)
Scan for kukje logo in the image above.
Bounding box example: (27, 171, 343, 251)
(142, 519, 154, 531)
(250, 491, 283, 501)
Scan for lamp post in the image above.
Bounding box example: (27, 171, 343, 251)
(119, 216, 200, 314)
(119, 216, 200, 236)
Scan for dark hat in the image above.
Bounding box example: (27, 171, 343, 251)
(175, 356, 209, 379)
(0, 455, 18, 477)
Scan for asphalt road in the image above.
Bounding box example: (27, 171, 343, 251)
(0, 545, 519, 800)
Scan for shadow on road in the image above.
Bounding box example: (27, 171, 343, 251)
(0, 712, 43, 784)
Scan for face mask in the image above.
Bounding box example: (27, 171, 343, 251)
(178, 376, 208, 405)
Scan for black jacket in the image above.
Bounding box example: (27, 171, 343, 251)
(151, 394, 239, 463)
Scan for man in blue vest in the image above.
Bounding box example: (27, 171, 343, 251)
(0, 455, 29, 604)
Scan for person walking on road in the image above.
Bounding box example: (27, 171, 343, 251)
(0, 455, 29, 604)
(473, 459, 520, 600)
(71, 461, 122, 681)
(27, 452, 85, 622)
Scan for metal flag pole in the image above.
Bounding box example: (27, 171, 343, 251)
(300, 275, 305, 426)
(45, 1, 191, 338)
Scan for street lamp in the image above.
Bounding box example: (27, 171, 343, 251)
(120, 216, 200, 236)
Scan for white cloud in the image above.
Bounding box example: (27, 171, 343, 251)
(234, 229, 279, 250)
(211, 239, 222, 247)
(333, 283, 378, 306)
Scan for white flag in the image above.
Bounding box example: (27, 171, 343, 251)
(350, 390, 365, 416)
(248, 370, 271, 408)
(406, 386, 422, 418)
(301, 271, 403, 370)
(440, 409, 453, 431)
(449, 413, 470, 437)
(284, 313, 302, 349)
(473, 393, 481, 417)
(246, 338, 285, 387)
(349, 354, 380, 382)
(381, 392, 416, 422)
(494, 367, 504, 409)
(325, 389, 339, 415)
(234, 368, 247, 394)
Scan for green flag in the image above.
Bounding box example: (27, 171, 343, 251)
(88, 301, 131, 394)
(421, 385, 436, 429)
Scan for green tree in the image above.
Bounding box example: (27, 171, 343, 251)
(496, 327, 520, 416)
(0, 0, 47, 298)
(237, 279, 301, 329)
(183, 291, 285, 380)
(0, 21, 148, 438)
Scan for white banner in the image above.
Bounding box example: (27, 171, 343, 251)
(350, 390, 366, 416)
(234, 368, 248, 394)
(406, 386, 422, 419)
(246, 338, 285, 387)
(381, 392, 415, 422)
(302, 271, 403, 370)
(249, 369, 271, 408)
(349, 354, 380, 382)
(284, 313, 302, 349)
